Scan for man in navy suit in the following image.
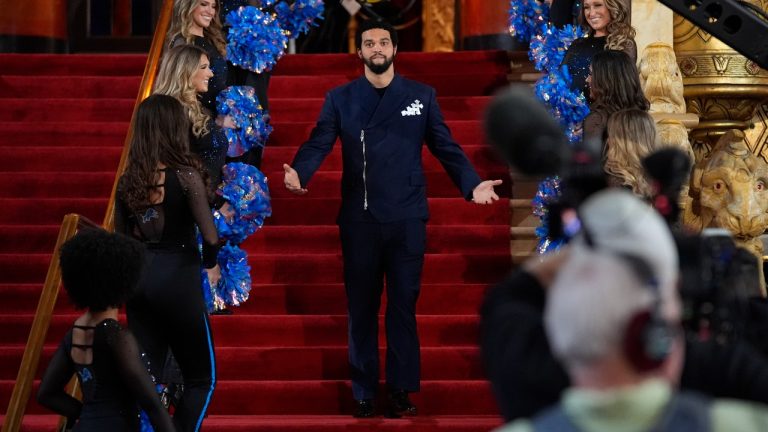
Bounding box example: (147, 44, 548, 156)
(283, 19, 502, 418)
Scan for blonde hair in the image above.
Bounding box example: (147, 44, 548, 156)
(166, 0, 227, 55)
(153, 44, 210, 137)
(604, 109, 658, 198)
(582, 0, 636, 53)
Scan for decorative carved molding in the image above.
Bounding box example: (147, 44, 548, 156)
(422, 0, 454, 52)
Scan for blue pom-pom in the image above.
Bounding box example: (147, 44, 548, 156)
(534, 66, 590, 143)
(215, 162, 272, 244)
(275, 0, 325, 38)
(215, 243, 252, 307)
(508, 0, 549, 42)
(531, 176, 565, 254)
(216, 86, 272, 157)
(529, 24, 586, 73)
(226, 6, 287, 73)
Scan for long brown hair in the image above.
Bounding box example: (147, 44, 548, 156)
(119, 94, 209, 212)
(154, 44, 210, 137)
(579, 0, 636, 53)
(590, 50, 649, 114)
(166, 0, 227, 55)
(604, 109, 658, 197)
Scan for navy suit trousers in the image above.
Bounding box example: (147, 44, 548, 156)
(339, 217, 426, 400)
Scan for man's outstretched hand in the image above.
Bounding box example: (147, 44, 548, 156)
(472, 179, 503, 205)
(283, 164, 308, 195)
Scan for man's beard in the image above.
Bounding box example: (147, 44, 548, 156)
(363, 54, 394, 75)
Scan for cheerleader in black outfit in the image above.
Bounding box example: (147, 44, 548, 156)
(37, 229, 175, 431)
(115, 95, 221, 432)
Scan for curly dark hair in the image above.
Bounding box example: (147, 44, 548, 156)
(590, 50, 649, 114)
(119, 94, 210, 212)
(355, 18, 398, 49)
(60, 228, 145, 312)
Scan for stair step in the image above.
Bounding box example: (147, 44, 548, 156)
(3, 414, 504, 432)
(0, 314, 483, 347)
(0, 282, 493, 315)
(1, 346, 483, 380)
(0, 380, 498, 416)
(0, 54, 147, 76)
(0, 252, 510, 285)
(0, 120, 483, 148)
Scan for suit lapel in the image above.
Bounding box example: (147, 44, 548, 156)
(364, 74, 409, 129)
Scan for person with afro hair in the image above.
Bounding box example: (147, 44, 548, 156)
(37, 228, 175, 432)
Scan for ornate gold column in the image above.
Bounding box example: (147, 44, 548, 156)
(673, 5, 768, 162)
(422, 0, 455, 52)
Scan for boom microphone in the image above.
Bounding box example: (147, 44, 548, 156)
(483, 85, 570, 177)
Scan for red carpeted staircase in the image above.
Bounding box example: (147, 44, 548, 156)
(0, 50, 513, 430)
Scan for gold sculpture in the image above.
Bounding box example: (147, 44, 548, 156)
(638, 42, 696, 163)
(682, 129, 768, 258)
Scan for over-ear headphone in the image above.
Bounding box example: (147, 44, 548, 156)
(618, 254, 675, 372)
(581, 225, 675, 372)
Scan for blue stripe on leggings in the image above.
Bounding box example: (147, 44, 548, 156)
(194, 313, 216, 431)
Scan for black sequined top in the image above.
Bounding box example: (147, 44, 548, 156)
(191, 116, 229, 196)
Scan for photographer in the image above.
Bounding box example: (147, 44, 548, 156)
(481, 87, 768, 422)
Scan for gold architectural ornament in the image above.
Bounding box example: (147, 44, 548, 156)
(638, 42, 697, 162)
(682, 130, 768, 258)
(673, 6, 768, 159)
(744, 103, 768, 164)
(422, 0, 455, 52)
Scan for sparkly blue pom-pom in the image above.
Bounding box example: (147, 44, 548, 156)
(529, 24, 586, 73)
(534, 66, 590, 144)
(215, 243, 252, 307)
(225, 6, 287, 73)
(508, 0, 549, 42)
(275, 0, 325, 38)
(531, 176, 565, 254)
(215, 162, 272, 244)
(216, 86, 272, 158)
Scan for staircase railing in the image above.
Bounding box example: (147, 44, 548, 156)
(1, 1, 173, 430)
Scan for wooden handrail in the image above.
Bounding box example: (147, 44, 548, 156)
(2, 1, 173, 430)
(103, 0, 174, 231)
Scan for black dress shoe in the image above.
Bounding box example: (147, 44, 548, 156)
(353, 399, 376, 418)
(385, 390, 417, 418)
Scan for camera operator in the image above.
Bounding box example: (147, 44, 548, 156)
(481, 87, 768, 422)
(493, 194, 768, 431)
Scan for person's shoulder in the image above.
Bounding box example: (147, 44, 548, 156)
(711, 398, 768, 431)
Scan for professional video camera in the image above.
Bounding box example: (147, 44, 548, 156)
(484, 86, 767, 350)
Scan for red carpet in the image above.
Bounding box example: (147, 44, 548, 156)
(0, 51, 512, 430)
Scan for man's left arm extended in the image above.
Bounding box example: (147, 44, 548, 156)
(424, 88, 501, 204)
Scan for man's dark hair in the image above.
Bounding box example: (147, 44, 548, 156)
(355, 19, 398, 49)
(60, 228, 145, 312)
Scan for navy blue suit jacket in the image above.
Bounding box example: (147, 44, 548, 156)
(291, 74, 482, 223)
